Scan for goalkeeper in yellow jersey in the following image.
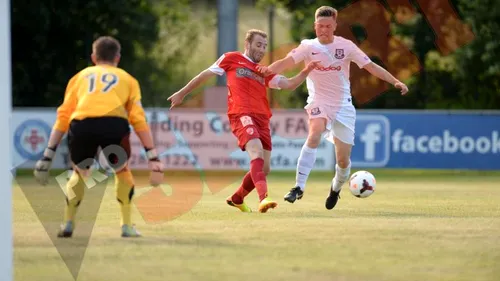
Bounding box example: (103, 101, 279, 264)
(33, 36, 164, 238)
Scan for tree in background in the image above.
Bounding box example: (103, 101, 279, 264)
(146, 0, 209, 107)
(453, 0, 500, 109)
(258, 0, 497, 110)
(11, 0, 203, 107)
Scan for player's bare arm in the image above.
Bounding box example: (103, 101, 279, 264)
(257, 56, 296, 75)
(126, 85, 164, 186)
(363, 62, 409, 95)
(46, 130, 65, 149)
(127, 127, 164, 181)
(168, 69, 216, 108)
(43, 128, 65, 163)
(278, 61, 320, 90)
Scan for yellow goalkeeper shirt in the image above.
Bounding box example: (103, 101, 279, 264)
(53, 64, 149, 133)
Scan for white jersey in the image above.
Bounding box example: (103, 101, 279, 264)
(287, 36, 371, 107)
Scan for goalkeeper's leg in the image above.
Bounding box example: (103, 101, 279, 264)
(59, 118, 98, 238)
(114, 166, 141, 237)
(58, 169, 86, 238)
(99, 127, 140, 238)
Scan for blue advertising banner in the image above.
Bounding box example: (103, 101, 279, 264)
(352, 111, 500, 170)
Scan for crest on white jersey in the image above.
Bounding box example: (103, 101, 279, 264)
(310, 107, 321, 115)
(335, 49, 345, 59)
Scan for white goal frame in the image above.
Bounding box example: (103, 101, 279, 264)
(1, 0, 13, 279)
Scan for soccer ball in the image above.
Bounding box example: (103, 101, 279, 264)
(348, 171, 376, 198)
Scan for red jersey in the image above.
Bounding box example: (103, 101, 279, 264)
(208, 52, 283, 117)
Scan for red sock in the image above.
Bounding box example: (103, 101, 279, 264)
(249, 158, 268, 201)
(231, 172, 254, 204)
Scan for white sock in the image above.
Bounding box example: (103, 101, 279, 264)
(295, 144, 317, 191)
(331, 162, 351, 192)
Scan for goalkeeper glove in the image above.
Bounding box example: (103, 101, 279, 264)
(145, 148, 164, 187)
(34, 146, 56, 185)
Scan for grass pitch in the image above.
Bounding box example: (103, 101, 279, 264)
(13, 170, 500, 281)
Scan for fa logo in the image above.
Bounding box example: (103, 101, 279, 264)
(351, 115, 390, 167)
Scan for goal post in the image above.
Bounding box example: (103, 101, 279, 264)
(1, 0, 13, 279)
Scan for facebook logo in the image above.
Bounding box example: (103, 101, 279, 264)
(351, 115, 390, 167)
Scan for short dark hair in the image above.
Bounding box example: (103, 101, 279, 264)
(92, 36, 121, 62)
(315, 6, 338, 20)
(245, 29, 268, 43)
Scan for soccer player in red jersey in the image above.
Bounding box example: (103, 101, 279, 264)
(168, 29, 318, 213)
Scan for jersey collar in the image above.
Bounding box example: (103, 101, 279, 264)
(242, 53, 256, 64)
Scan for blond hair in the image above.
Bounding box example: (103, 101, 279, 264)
(315, 6, 338, 20)
(245, 29, 268, 43)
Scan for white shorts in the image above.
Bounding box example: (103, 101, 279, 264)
(304, 101, 356, 145)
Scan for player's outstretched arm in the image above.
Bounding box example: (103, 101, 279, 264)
(363, 62, 409, 95)
(270, 56, 297, 74)
(258, 56, 296, 76)
(168, 69, 216, 108)
(276, 61, 320, 90)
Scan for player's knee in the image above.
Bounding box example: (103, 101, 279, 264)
(306, 133, 322, 148)
(115, 168, 135, 205)
(72, 157, 96, 178)
(307, 121, 326, 148)
(337, 158, 350, 169)
(263, 165, 271, 175)
(309, 118, 326, 133)
(74, 166, 92, 178)
(245, 139, 264, 159)
(116, 186, 135, 205)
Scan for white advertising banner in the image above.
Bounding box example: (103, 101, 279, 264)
(11, 109, 334, 171)
(11, 109, 69, 169)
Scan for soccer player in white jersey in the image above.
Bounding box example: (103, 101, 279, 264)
(258, 6, 408, 210)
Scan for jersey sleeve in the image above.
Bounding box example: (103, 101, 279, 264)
(208, 53, 233, 76)
(267, 74, 286, 90)
(348, 42, 372, 68)
(126, 78, 149, 132)
(53, 75, 78, 133)
(286, 40, 310, 64)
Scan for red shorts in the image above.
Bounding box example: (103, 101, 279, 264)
(228, 114, 272, 151)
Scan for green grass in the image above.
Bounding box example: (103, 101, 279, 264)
(13, 170, 500, 281)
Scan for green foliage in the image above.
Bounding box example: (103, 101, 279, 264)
(144, 0, 208, 106)
(11, 0, 202, 108)
(257, 0, 500, 109)
(12, 0, 159, 107)
(452, 0, 500, 109)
